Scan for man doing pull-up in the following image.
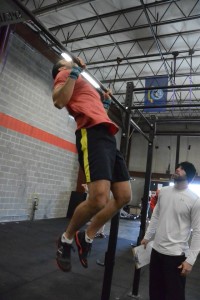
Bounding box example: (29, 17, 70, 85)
(52, 57, 132, 271)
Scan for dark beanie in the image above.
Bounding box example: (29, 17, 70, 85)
(177, 161, 196, 183)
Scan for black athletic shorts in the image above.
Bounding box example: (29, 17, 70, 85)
(75, 124, 130, 183)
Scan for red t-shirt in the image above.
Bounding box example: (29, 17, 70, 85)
(54, 70, 118, 135)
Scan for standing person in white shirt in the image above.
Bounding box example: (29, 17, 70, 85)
(141, 161, 200, 300)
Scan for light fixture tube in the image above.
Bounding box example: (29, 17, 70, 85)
(61, 53, 100, 89)
(81, 71, 100, 89)
(61, 52, 72, 62)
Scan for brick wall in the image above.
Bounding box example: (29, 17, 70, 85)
(0, 33, 79, 222)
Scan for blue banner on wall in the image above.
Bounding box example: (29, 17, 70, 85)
(144, 76, 168, 112)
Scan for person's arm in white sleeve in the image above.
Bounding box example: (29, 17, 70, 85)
(186, 197, 200, 266)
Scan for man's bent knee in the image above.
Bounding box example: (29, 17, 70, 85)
(116, 193, 131, 208)
(111, 181, 132, 207)
(87, 180, 110, 210)
(87, 195, 107, 212)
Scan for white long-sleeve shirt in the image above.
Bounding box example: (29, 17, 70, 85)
(144, 186, 200, 265)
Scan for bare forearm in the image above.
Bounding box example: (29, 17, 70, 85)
(53, 77, 76, 109)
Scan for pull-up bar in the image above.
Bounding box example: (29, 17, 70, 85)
(132, 103, 200, 110)
(132, 83, 200, 92)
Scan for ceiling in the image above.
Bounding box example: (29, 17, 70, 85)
(2, 0, 200, 134)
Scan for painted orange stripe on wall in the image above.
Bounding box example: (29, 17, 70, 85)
(0, 112, 77, 154)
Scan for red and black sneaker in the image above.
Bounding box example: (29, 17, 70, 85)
(56, 236, 75, 272)
(75, 231, 92, 268)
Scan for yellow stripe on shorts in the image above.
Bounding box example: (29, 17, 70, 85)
(80, 128, 91, 182)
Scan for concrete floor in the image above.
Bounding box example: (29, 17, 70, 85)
(0, 217, 199, 300)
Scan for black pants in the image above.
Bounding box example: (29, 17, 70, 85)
(149, 249, 186, 300)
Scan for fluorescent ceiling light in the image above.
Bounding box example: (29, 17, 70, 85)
(61, 52, 72, 62)
(61, 53, 100, 89)
(82, 71, 100, 89)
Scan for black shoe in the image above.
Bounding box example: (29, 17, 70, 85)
(56, 236, 75, 272)
(75, 231, 92, 268)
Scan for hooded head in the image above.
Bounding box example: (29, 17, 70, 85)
(176, 161, 196, 183)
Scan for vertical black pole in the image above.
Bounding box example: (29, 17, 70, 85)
(101, 82, 133, 300)
(120, 82, 134, 163)
(131, 118, 155, 297)
(101, 212, 120, 300)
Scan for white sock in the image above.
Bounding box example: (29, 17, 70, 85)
(61, 233, 73, 244)
(85, 232, 93, 243)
